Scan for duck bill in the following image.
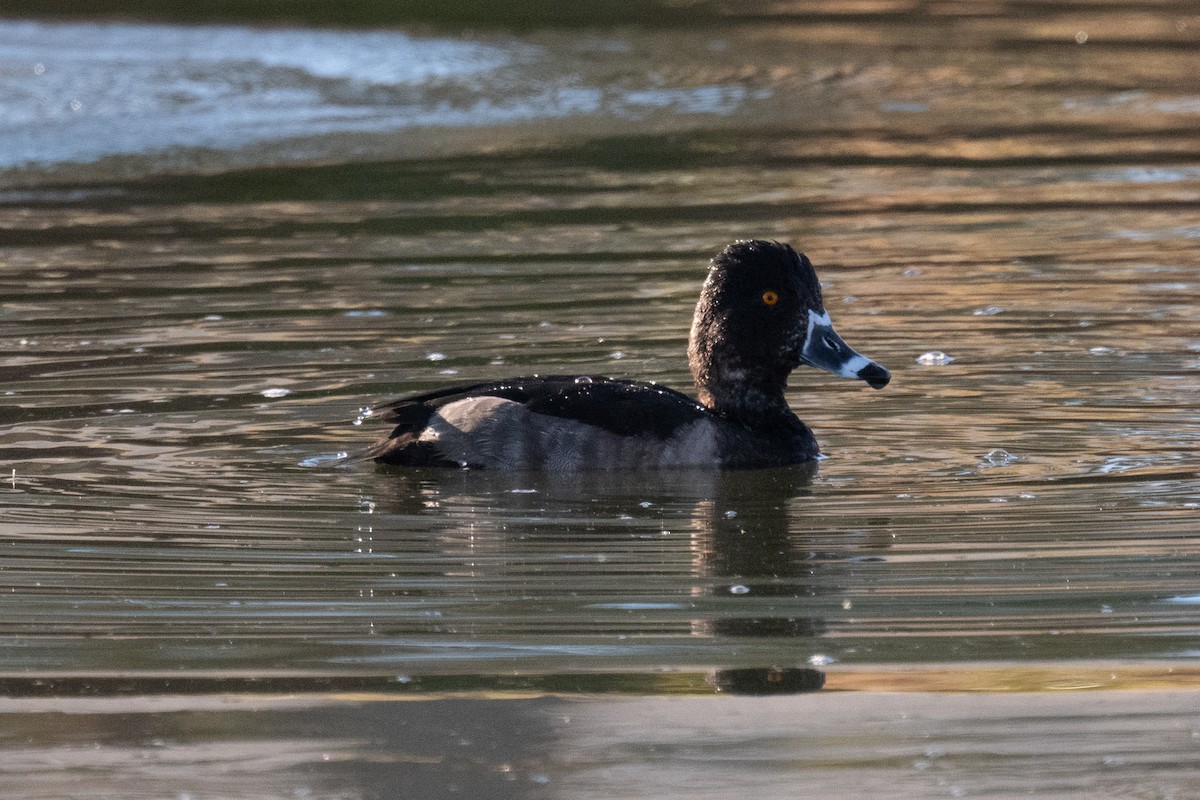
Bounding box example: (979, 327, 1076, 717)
(798, 310, 891, 389)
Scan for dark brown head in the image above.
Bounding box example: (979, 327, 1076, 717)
(687, 240, 889, 415)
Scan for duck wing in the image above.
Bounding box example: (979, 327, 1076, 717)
(372, 374, 710, 439)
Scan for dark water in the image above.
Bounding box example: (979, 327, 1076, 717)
(2, 3, 1200, 797)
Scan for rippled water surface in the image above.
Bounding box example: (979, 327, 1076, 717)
(1, 2, 1199, 797)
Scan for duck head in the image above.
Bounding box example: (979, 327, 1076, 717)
(688, 240, 890, 415)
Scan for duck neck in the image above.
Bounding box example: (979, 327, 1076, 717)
(692, 357, 795, 423)
(687, 299, 797, 424)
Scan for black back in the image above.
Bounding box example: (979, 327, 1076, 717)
(374, 374, 712, 441)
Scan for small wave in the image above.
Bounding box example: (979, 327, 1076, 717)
(0, 20, 763, 187)
(0, 21, 534, 173)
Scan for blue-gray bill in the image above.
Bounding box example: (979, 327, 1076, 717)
(798, 310, 891, 389)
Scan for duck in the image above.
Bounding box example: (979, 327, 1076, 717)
(355, 240, 889, 470)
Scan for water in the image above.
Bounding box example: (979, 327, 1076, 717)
(2, 3, 1200, 797)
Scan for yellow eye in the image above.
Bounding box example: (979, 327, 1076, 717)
(761, 290, 780, 306)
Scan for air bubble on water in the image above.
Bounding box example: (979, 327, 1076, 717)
(724, 510, 737, 519)
(426, 352, 446, 361)
(203, 314, 223, 321)
(981, 448, 1019, 468)
(299, 452, 349, 468)
(638, 500, 653, 508)
(1100, 604, 1114, 614)
(729, 584, 750, 595)
(575, 376, 594, 385)
(344, 309, 386, 318)
(916, 350, 955, 366)
(261, 388, 291, 398)
(609, 351, 625, 360)
(1088, 345, 1115, 355)
(807, 653, 836, 666)
(972, 305, 1003, 316)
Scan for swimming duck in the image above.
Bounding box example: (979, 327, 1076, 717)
(356, 240, 889, 470)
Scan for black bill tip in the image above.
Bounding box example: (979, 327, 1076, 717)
(857, 361, 891, 389)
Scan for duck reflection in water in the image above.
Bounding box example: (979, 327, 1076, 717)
(362, 464, 894, 695)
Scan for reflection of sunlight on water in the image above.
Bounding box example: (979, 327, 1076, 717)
(0, 20, 773, 176)
(4, 26, 499, 166)
(1090, 167, 1200, 184)
(1093, 455, 1162, 474)
(1114, 225, 1200, 241)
